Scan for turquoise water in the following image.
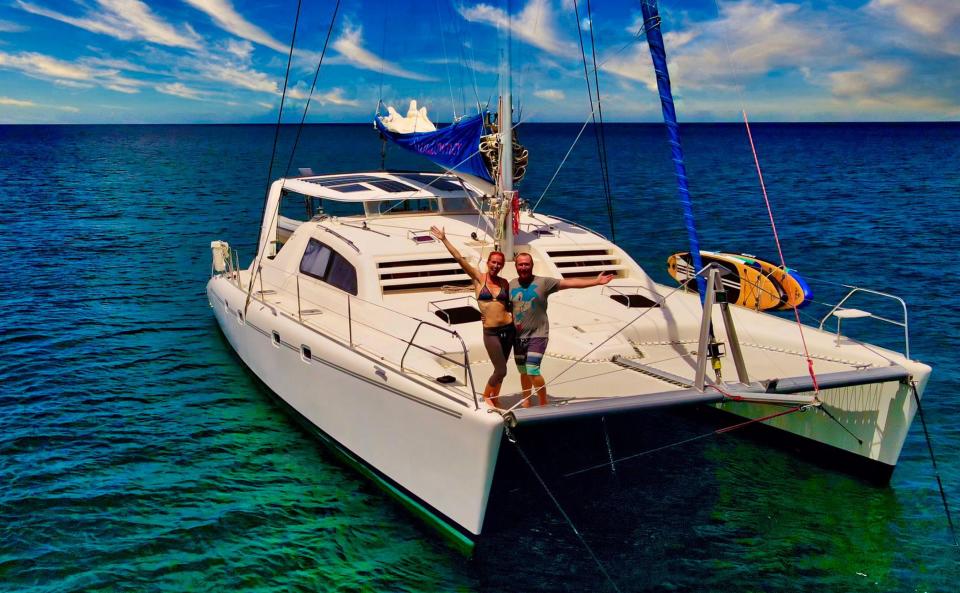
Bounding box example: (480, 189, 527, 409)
(1, 123, 958, 592)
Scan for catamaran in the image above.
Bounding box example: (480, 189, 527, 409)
(206, 0, 931, 551)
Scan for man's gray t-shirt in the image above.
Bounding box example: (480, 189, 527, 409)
(509, 275, 561, 339)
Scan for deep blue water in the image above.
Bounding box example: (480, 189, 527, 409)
(1, 123, 958, 592)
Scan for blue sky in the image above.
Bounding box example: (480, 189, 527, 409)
(0, 0, 957, 123)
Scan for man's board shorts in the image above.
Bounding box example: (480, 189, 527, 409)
(514, 336, 548, 376)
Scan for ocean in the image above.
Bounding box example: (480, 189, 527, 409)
(1, 122, 958, 592)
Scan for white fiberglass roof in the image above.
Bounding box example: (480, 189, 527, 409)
(280, 171, 484, 202)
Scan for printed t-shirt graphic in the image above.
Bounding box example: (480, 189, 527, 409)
(509, 276, 560, 338)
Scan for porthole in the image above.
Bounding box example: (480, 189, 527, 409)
(236, 309, 244, 324)
(272, 331, 280, 347)
(301, 345, 312, 362)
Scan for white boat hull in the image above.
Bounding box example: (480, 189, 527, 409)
(207, 276, 504, 543)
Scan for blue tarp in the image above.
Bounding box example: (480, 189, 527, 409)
(375, 112, 493, 183)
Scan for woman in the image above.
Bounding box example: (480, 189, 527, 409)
(430, 226, 513, 408)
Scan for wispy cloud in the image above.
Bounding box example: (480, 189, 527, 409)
(867, 0, 960, 36)
(0, 95, 79, 112)
(16, 0, 202, 49)
(182, 0, 287, 53)
(156, 82, 205, 100)
(0, 50, 144, 93)
(0, 96, 34, 107)
(829, 61, 906, 98)
(0, 19, 27, 33)
(193, 59, 278, 93)
(331, 23, 435, 81)
(534, 88, 565, 101)
(317, 87, 359, 107)
(459, 0, 578, 58)
(866, 0, 960, 56)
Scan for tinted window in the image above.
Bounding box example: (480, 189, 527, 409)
(300, 239, 332, 279)
(326, 253, 358, 295)
(299, 238, 358, 295)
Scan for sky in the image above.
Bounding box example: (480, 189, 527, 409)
(0, 0, 957, 124)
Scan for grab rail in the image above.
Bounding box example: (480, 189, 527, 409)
(818, 287, 910, 359)
(400, 320, 479, 409)
(256, 265, 481, 408)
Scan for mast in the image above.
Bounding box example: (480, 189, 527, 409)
(640, 0, 706, 299)
(497, 9, 515, 260)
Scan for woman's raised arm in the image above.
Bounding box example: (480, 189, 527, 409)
(430, 226, 482, 283)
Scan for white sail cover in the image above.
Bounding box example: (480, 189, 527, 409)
(378, 100, 436, 133)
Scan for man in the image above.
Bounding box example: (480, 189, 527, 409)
(509, 252, 614, 407)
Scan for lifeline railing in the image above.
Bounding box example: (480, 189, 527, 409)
(818, 286, 910, 359)
(233, 264, 481, 409)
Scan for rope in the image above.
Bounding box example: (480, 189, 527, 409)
(572, 0, 616, 243)
(910, 381, 959, 547)
(434, 0, 458, 120)
(283, 0, 342, 178)
(742, 112, 820, 394)
(564, 404, 810, 478)
(249, 0, 303, 311)
(510, 436, 623, 593)
(585, 0, 616, 243)
(532, 109, 594, 212)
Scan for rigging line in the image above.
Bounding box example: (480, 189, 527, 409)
(594, 25, 650, 70)
(532, 109, 595, 212)
(249, 0, 303, 309)
(743, 112, 819, 394)
(585, 0, 617, 243)
(544, 278, 696, 389)
(564, 404, 809, 478)
(572, 0, 616, 243)
(910, 381, 960, 548)
(435, 0, 458, 120)
(283, 0, 342, 178)
(509, 437, 623, 593)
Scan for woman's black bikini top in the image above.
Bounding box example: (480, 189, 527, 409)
(477, 275, 509, 305)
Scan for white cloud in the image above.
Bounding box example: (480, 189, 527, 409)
(16, 0, 202, 50)
(156, 82, 204, 100)
(459, 0, 578, 57)
(332, 23, 435, 81)
(0, 50, 144, 93)
(0, 19, 27, 33)
(182, 0, 287, 53)
(0, 96, 79, 112)
(194, 60, 278, 93)
(224, 39, 255, 60)
(867, 0, 960, 36)
(534, 89, 565, 101)
(0, 96, 34, 107)
(828, 62, 906, 98)
(603, 0, 842, 92)
(317, 87, 359, 107)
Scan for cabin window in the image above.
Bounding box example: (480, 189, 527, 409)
(300, 239, 333, 278)
(378, 198, 438, 215)
(301, 345, 312, 362)
(272, 331, 280, 347)
(299, 238, 358, 295)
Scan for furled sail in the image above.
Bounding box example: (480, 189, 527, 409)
(375, 101, 493, 183)
(641, 0, 706, 299)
